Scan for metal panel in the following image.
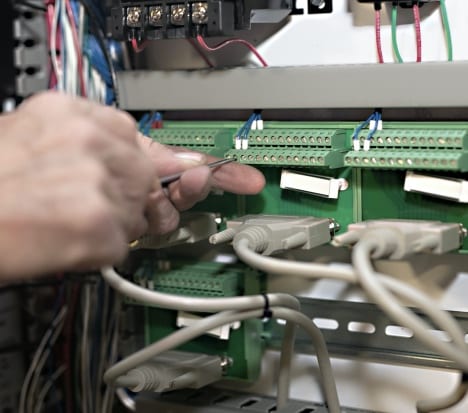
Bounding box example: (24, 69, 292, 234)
(117, 62, 468, 110)
(268, 297, 468, 370)
(136, 387, 382, 412)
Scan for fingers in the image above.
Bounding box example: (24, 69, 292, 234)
(138, 134, 266, 195)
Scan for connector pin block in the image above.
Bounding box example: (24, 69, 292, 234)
(212, 215, 335, 256)
(334, 220, 466, 259)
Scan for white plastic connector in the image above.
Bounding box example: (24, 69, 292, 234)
(235, 137, 241, 150)
(241, 138, 249, 150)
(404, 171, 468, 203)
(353, 140, 361, 151)
(118, 351, 224, 393)
(250, 120, 257, 130)
(177, 311, 241, 340)
(334, 220, 465, 259)
(280, 170, 348, 199)
(363, 140, 371, 151)
(214, 214, 335, 256)
(377, 119, 383, 130)
(369, 120, 376, 131)
(256, 119, 264, 130)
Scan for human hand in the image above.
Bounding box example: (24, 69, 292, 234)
(137, 134, 265, 234)
(0, 91, 155, 278)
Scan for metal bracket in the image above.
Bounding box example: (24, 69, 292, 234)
(135, 387, 382, 413)
(268, 297, 468, 369)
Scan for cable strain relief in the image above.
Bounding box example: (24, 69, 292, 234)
(234, 226, 270, 253)
(127, 366, 162, 392)
(209, 228, 236, 245)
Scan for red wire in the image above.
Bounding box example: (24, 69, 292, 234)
(196, 35, 268, 67)
(186, 38, 214, 68)
(375, 10, 384, 64)
(413, 4, 422, 63)
(131, 38, 148, 53)
(46, 4, 57, 89)
(64, 0, 87, 97)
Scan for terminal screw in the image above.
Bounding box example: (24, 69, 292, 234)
(149, 6, 164, 26)
(171, 5, 186, 25)
(191, 2, 208, 24)
(126, 7, 142, 26)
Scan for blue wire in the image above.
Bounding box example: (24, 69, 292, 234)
(367, 112, 381, 140)
(352, 113, 376, 140)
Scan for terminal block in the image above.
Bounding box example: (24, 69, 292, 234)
(225, 148, 345, 168)
(149, 127, 233, 157)
(357, 129, 468, 150)
(344, 150, 468, 172)
(136, 261, 243, 297)
(246, 129, 347, 149)
(134, 258, 265, 381)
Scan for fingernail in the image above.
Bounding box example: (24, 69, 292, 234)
(174, 152, 206, 165)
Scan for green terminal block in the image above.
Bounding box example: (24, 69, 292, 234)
(246, 129, 347, 149)
(358, 129, 468, 150)
(136, 259, 266, 382)
(225, 148, 345, 168)
(344, 150, 468, 171)
(149, 128, 234, 157)
(136, 261, 243, 297)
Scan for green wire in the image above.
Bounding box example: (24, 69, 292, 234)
(391, 5, 404, 63)
(439, 0, 453, 62)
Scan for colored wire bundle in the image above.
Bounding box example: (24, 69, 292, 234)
(139, 111, 163, 135)
(196, 35, 268, 67)
(45, 0, 121, 105)
(351, 110, 381, 151)
(235, 112, 263, 150)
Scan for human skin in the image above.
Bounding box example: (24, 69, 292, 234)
(0, 91, 265, 279)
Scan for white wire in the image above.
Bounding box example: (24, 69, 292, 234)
(19, 306, 67, 413)
(33, 365, 67, 413)
(60, 0, 78, 95)
(50, 3, 63, 91)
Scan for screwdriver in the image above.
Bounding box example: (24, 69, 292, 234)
(159, 158, 234, 187)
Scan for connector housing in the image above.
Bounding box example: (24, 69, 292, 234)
(226, 215, 334, 255)
(342, 220, 465, 259)
(124, 350, 223, 392)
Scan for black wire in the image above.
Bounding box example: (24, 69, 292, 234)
(13, 0, 46, 12)
(76, 0, 120, 107)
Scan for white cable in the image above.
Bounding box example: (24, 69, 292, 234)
(416, 374, 468, 412)
(352, 237, 468, 371)
(33, 365, 66, 413)
(102, 307, 340, 413)
(101, 266, 300, 312)
(19, 306, 67, 413)
(233, 239, 467, 352)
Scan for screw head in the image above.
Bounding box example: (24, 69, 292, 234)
(192, 2, 208, 24)
(126, 7, 142, 26)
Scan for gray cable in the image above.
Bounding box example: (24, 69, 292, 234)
(101, 266, 300, 312)
(114, 376, 141, 388)
(352, 235, 468, 371)
(103, 307, 340, 413)
(416, 374, 468, 412)
(234, 239, 467, 352)
(276, 321, 296, 408)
